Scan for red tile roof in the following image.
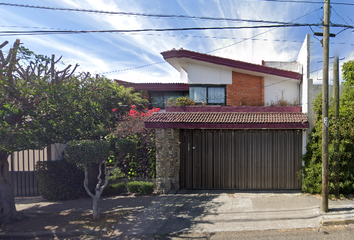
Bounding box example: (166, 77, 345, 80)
(145, 112, 309, 129)
(166, 106, 302, 113)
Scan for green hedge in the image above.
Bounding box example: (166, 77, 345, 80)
(126, 181, 154, 195)
(102, 182, 127, 197)
(36, 160, 87, 201)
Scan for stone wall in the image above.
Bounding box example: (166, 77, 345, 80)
(155, 128, 180, 193)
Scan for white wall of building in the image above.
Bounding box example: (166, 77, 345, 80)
(264, 77, 299, 106)
(264, 61, 302, 73)
(180, 67, 188, 82)
(297, 34, 310, 114)
(187, 63, 232, 85)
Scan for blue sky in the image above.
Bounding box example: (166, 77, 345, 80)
(1, 0, 353, 83)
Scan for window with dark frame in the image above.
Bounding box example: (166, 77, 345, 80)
(149, 91, 189, 109)
(189, 85, 226, 105)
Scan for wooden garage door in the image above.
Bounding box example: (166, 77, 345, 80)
(180, 129, 302, 190)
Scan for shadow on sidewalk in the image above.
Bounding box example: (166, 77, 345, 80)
(1, 195, 157, 237)
(114, 193, 222, 236)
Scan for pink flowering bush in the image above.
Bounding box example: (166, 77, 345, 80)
(110, 106, 160, 178)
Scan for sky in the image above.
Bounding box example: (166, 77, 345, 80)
(0, 0, 353, 84)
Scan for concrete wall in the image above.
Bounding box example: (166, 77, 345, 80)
(264, 61, 302, 73)
(181, 67, 188, 83)
(307, 79, 343, 135)
(155, 128, 180, 193)
(297, 34, 311, 114)
(187, 63, 232, 85)
(264, 77, 299, 106)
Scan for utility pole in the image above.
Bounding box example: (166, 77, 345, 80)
(333, 56, 340, 199)
(322, 0, 330, 212)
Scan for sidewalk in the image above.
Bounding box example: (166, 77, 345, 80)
(2, 190, 354, 239)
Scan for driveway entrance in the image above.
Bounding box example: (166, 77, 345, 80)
(180, 129, 302, 190)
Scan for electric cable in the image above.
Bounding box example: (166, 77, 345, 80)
(248, 0, 354, 6)
(0, 2, 321, 25)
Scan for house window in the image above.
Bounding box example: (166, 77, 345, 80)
(149, 91, 188, 109)
(190, 85, 225, 105)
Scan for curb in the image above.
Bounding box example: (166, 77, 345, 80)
(0, 229, 106, 239)
(322, 219, 354, 226)
(321, 205, 354, 226)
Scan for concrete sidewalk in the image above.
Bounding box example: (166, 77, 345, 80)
(113, 190, 354, 237)
(6, 190, 354, 238)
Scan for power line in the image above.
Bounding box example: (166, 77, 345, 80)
(331, 6, 350, 26)
(206, 6, 323, 54)
(0, 23, 335, 37)
(0, 2, 320, 25)
(100, 61, 166, 75)
(99, 7, 350, 75)
(135, 33, 354, 45)
(245, 0, 295, 61)
(248, 0, 354, 6)
(0, 25, 331, 44)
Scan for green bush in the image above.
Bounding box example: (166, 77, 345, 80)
(109, 168, 126, 181)
(302, 61, 354, 196)
(36, 160, 87, 201)
(102, 182, 127, 197)
(113, 118, 156, 179)
(167, 96, 195, 106)
(126, 181, 154, 195)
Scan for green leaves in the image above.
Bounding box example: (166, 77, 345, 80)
(302, 60, 354, 196)
(64, 140, 111, 165)
(342, 60, 354, 87)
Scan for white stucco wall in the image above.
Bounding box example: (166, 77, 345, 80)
(297, 34, 310, 114)
(180, 67, 188, 82)
(187, 63, 232, 84)
(264, 76, 299, 106)
(264, 61, 302, 73)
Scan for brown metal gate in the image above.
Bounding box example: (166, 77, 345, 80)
(180, 129, 302, 190)
(8, 148, 49, 197)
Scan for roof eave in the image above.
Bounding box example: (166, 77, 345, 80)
(115, 79, 189, 91)
(161, 49, 302, 81)
(145, 122, 309, 129)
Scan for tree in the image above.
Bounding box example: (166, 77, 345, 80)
(302, 60, 354, 196)
(64, 139, 134, 220)
(0, 39, 148, 223)
(0, 39, 78, 223)
(35, 75, 148, 142)
(112, 106, 160, 178)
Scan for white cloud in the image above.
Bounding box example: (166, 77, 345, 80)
(1, 0, 350, 84)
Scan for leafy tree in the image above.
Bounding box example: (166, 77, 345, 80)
(0, 39, 78, 223)
(112, 106, 159, 178)
(302, 60, 354, 196)
(0, 39, 148, 223)
(35, 75, 147, 142)
(64, 139, 134, 220)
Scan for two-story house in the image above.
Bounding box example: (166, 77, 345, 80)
(143, 35, 311, 193)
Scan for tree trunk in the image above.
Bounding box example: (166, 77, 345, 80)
(0, 151, 17, 224)
(92, 195, 100, 221)
(83, 164, 102, 221)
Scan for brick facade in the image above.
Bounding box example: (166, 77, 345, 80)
(227, 72, 264, 106)
(155, 128, 180, 193)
